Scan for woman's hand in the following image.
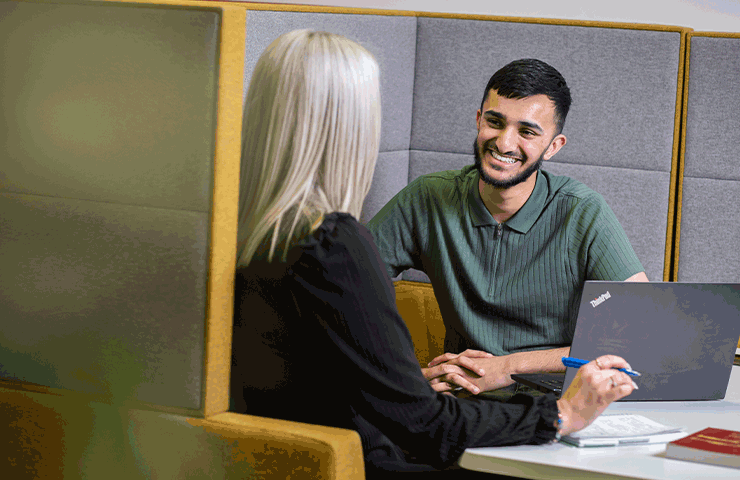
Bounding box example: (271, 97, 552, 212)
(556, 355, 638, 435)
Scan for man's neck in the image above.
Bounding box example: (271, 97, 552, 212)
(478, 172, 538, 224)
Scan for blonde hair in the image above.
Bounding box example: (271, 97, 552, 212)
(236, 30, 381, 266)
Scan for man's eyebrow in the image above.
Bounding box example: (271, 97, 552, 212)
(483, 110, 544, 134)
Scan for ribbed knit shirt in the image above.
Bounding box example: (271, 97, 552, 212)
(367, 165, 644, 355)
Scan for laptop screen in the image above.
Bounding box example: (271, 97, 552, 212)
(563, 282, 740, 401)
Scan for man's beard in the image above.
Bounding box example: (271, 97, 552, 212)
(473, 139, 544, 189)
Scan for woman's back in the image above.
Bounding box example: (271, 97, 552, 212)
(231, 213, 561, 472)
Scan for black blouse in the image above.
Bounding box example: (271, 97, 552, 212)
(230, 212, 558, 471)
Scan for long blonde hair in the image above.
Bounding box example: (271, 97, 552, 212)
(236, 30, 381, 266)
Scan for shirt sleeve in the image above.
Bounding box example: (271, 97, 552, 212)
(296, 214, 559, 469)
(366, 178, 429, 279)
(569, 192, 645, 281)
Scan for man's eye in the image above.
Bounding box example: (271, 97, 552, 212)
(488, 119, 502, 128)
(521, 129, 536, 137)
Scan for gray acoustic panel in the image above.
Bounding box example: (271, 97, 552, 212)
(401, 268, 431, 283)
(683, 37, 740, 182)
(0, 1, 219, 212)
(412, 17, 681, 173)
(677, 178, 740, 282)
(678, 36, 740, 282)
(408, 150, 474, 182)
(243, 10, 417, 153)
(0, 194, 208, 409)
(542, 162, 669, 282)
(361, 150, 410, 224)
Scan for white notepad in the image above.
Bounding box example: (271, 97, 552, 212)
(561, 414, 687, 447)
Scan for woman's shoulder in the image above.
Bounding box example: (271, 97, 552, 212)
(308, 212, 373, 253)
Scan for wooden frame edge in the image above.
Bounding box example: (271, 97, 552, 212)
(202, 2, 244, 418)
(664, 29, 691, 282)
(224, 1, 691, 33)
(672, 33, 693, 282)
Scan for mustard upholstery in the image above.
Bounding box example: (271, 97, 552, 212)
(394, 280, 447, 366)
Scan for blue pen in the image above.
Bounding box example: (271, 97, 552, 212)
(562, 357, 641, 377)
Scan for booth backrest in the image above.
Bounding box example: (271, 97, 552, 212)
(0, 0, 244, 417)
(675, 33, 740, 282)
(242, 8, 687, 283)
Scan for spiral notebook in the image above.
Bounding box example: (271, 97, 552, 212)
(512, 281, 740, 401)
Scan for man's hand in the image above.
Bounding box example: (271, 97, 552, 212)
(422, 349, 493, 395)
(423, 347, 571, 395)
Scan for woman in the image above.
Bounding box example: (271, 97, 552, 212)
(231, 30, 636, 478)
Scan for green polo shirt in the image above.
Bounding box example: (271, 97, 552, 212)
(367, 165, 644, 355)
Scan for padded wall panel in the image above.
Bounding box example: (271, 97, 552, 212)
(243, 10, 416, 153)
(412, 17, 681, 174)
(678, 35, 740, 282)
(677, 178, 740, 282)
(361, 150, 410, 223)
(408, 150, 474, 181)
(542, 163, 669, 282)
(0, 194, 207, 409)
(683, 37, 740, 182)
(0, 1, 219, 212)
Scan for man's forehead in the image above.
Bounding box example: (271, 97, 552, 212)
(482, 91, 557, 126)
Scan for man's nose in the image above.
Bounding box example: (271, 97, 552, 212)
(495, 128, 518, 156)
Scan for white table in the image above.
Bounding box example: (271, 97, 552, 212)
(459, 365, 740, 479)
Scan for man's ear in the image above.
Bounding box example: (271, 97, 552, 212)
(475, 109, 482, 130)
(543, 134, 567, 161)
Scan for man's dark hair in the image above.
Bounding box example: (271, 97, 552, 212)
(480, 59, 571, 135)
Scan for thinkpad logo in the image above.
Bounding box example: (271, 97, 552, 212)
(590, 291, 611, 308)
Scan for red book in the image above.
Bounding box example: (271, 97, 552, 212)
(665, 427, 740, 469)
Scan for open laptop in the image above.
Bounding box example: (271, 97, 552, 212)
(512, 282, 740, 401)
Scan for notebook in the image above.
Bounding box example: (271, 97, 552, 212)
(512, 282, 740, 401)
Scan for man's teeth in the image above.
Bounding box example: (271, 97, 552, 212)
(490, 150, 518, 164)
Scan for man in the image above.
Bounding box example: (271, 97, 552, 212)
(367, 59, 648, 397)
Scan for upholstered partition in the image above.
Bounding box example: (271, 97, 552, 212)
(675, 32, 740, 283)
(0, 0, 247, 418)
(242, 7, 418, 227)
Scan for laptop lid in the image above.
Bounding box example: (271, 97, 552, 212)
(563, 282, 740, 401)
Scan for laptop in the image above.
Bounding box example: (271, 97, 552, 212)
(512, 282, 740, 401)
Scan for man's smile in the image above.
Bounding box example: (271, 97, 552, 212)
(486, 147, 523, 165)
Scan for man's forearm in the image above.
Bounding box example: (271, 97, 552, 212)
(467, 346, 572, 392)
(503, 346, 571, 375)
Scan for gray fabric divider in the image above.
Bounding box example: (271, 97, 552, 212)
(677, 178, 740, 282)
(402, 268, 431, 283)
(412, 17, 680, 174)
(243, 10, 417, 153)
(677, 35, 740, 282)
(361, 150, 410, 224)
(0, 194, 207, 409)
(409, 150, 474, 182)
(542, 163, 669, 282)
(683, 37, 740, 182)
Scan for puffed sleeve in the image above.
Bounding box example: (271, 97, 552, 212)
(293, 213, 559, 469)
